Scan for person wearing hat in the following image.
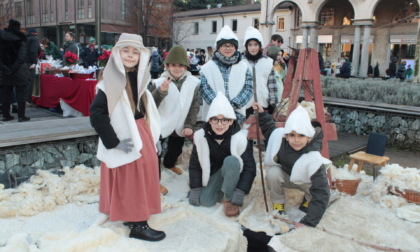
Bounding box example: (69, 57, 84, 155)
(0, 19, 31, 122)
(90, 33, 165, 241)
(188, 92, 256, 217)
(200, 25, 253, 125)
(267, 46, 287, 100)
(149, 45, 200, 194)
(83, 37, 99, 68)
(25, 28, 41, 104)
(252, 102, 330, 228)
(242, 26, 278, 116)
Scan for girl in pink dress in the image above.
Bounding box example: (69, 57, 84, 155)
(90, 33, 164, 241)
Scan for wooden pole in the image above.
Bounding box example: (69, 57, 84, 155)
(252, 66, 269, 213)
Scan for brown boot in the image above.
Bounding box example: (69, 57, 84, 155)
(169, 166, 183, 175)
(223, 200, 240, 217)
(160, 184, 168, 195)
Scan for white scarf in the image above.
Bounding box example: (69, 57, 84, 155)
(264, 128, 331, 184)
(200, 60, 248, 120)
(153, 74, 199, 137)
(242, 57, 273, 108)
(95, 82, 161, 168)
(194, 128, 248, 186)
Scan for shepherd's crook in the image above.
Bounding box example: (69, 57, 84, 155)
(252, 67, 269, 212)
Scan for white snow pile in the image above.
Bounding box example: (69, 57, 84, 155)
(0, 165, 100, 218)
(0, 155, 419, 251)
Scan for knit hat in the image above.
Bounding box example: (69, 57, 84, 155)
(27, 28, 37, 35)
(89, 37, 96, 43)
(284, 106, 315, 138)
(164, 45, 189, 67)
(103, 33, 151, 114)
(215, 25, 239, 50)
(205, 92, 236, 121)
(243, 26, 264, 47)
(267, 46, 282, 61)
(8, 19, 21, 32)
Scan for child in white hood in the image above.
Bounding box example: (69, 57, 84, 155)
(253, 102, 331, 228)
(90, 33, 164, 241)
(189, 92, 256, 217)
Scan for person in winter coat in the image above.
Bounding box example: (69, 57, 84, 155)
(200, 25, 253, 125)
(0, 19, 31, 122)
(89, 33, 165, 242)
(406, 65, 413, 79)
(242, 27, 278, 116)
(83, 37, 99, 68)
(63, 32, 80, 66)
(337, 58, 351, 78)
(189, 92, 256, 217)
(149, 45, 200, 195)
(150, 48, 162, 79)
(252, 102, 330, 228)
(41, 38, 61, 60)
(25, 28, 41, 103)
(396, 61, 407, 82)
(388, 57, 397, 78)
(267, 46, 287, 102)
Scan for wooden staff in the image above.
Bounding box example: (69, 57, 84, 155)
(252, 66, 269, 212)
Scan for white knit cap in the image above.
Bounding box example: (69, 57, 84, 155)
(214, 25, 239, 49)
(284, 106, 315, 137)
(243, 26, 264, 47)
(205, 92, 237, 121)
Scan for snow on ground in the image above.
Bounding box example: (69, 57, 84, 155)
(0, 150, 419, 251)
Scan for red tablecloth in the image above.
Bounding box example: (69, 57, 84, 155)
(32, 74, 97, 116)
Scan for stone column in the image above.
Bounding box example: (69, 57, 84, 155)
(331, 29, 341, 64)
(351, 25, 362, 76)
(302, 27, 309, 49)
(309, 26, 318, 49)
(359, 24, 372, 77)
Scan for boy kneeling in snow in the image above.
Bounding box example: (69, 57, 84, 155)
(253, 103, 331, 228)
(188, 92, 256, 217)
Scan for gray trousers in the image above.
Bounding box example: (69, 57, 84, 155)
(200, 156, 240, 207)
(266, 166, 312, 204)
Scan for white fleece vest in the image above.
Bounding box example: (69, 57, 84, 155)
(200, 60, 248, 120)
(96, 82, 161, 168)
(154, 75, 199, 138)
(194, 128, 248, 187)
(264, 128, 331, 184)
(243, 57, 273, 108)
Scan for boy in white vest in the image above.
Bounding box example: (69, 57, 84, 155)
(242, 26, 278, 116)
(189, 92, 256, 217)
(150, 45, 200, 194)
(200, 25, 253, 125)
(252, 102, 331, 228)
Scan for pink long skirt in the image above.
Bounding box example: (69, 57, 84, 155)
(99, 118, 161, 222)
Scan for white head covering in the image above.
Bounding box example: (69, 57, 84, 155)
(205, 92, 237, 121)
(214, 25, 239, 49)
(284, 106, 315, 138)
(102, 33, 151, 114)
(243, 26, 264, 47)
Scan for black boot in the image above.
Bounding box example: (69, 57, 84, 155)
(124, 221, 165, 241)
(11, 105, 18, 113)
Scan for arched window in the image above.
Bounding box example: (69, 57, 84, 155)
(320, 8, 334, 26)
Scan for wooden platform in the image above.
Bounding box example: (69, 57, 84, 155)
(328, 132, 368, 158)
(0, 117, 96, 148)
